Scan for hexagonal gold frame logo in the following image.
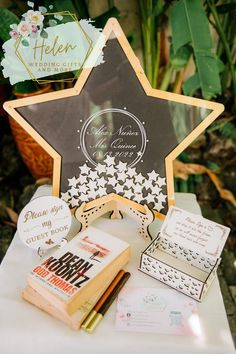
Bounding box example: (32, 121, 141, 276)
(14, 11, 93, 84)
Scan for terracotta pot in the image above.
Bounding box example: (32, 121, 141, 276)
(8, 85, 53, 179)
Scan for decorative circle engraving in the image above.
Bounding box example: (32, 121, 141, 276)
(80, 108, 147, 167)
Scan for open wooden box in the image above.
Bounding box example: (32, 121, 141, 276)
(139, 206, 230, 301)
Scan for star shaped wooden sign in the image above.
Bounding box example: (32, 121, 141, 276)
(4, 18, 223, 219)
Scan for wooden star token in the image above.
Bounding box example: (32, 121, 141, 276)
(4, 18, 224, 219)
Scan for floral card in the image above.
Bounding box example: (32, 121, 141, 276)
(115, 287, 200, 336)
(161, 206, 230, 260)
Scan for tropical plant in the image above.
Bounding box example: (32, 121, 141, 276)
(205, 0, 236, 106)
(170, 0, 224, 99)
(138, 0, 236, 239)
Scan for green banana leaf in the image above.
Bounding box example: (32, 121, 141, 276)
(170, 44, 192, 71)
(170, 0, 222, 99)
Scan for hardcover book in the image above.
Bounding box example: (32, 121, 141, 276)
(26, 226, 131, 315)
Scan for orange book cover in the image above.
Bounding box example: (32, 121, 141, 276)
(27, 226, 130, 314)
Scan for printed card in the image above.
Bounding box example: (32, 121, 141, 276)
(160, 206, 230, 260)
(115, 287, 200, 336)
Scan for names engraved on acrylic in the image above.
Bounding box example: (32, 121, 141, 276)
(88, 124, 139, 158)
(80, 108, 147, 167)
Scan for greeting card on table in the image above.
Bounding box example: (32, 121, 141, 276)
(4, 18, 224, 218)
(160, 206, 230, 260)
(115, 287, 200, 336)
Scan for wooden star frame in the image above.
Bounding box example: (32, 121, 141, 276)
(4, 18, 224, 225)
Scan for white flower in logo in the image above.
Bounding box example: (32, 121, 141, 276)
(25, 10, 44, 26)
(17, 21, 31, 37)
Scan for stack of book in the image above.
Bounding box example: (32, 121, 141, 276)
(22, 226, 131, 330)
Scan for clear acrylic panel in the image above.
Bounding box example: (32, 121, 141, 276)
(16, 35, 212, 214)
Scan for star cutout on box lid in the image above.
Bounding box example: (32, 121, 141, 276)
(4, 18, 224, 219)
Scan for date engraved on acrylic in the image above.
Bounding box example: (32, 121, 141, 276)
(79, 108, 147, 167)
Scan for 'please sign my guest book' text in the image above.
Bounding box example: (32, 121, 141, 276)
(140, 206, 230, 301)
(17, 196, 72, 250)
(23, 226, 130, 325)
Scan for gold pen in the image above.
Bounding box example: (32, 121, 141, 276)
(85, 272, 131, 333)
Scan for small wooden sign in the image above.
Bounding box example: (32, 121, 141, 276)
(17, 196, 72, 250)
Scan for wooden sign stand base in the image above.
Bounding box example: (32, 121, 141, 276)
(37, 194, 154, 258)
(75, 193, 154, 241)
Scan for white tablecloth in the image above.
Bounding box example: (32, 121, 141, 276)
(0, 186, 235, 354)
